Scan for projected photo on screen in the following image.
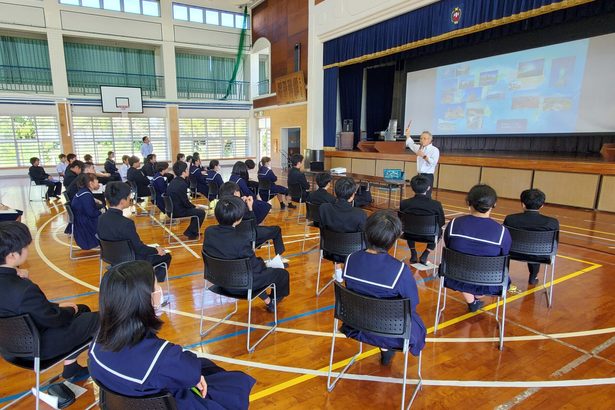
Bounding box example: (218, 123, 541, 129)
(404, 33, 615, 135)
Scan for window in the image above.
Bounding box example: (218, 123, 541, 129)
(173, 4, 188, 20)
(72, 117, 168, 163)
(172, 3, 249, 29)
(0, 116, 61, 168)
(220, 12, 234, 28)
(189, 7, 203, 23)
(59, 0, 160, 16)
(205, 10, 218, 25)
(179, 118, 248, 159)
(257, 117, 271, 158)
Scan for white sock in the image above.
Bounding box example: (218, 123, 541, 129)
(334, 268, 343, 282)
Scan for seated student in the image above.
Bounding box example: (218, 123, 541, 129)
(342, 211, 426, 365)
(28, 157, 62, 200)
(63, 159, 83, 192)
(71, 174, 103, 250)
(67, 173, 106, 209)
(503, 189, 560, 285)
(89, 261, 255, 408)
(82, 163, 107, 204)
(126, 155, 151, 199)
(287, 154, 310, 202)
(0, 221, 99, 380)
(203, 197, 290, 312)
(230, 161, 272, 225)
(319, 177, 367, 281)
(56, 153, 68, 178)
(66, 153, 77, 165)
(167, 161, 205, 240)
(257, 156, 293, 209)
(104, 151, 119, 178)
(219, 182, 289, 264)
(84, 154, 117, 184)
(186, 155, 193, 164)
(244, 159, 260, 193)
(399, 174, 446, 264)
(118, 155, 130, 183)
(307, 172, 336, 206)
(141, 154, 157, 178)
(189, 154, 208, 196)
(444, 184, 512, 312)
(151, 162, 169, 214)
(97, 182, 172, 282)
(205, 160, 224, 192)
(176, 152, 186, 163)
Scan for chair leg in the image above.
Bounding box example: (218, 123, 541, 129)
(99, 259, 103, 285)
(35, 357, 40, 410)
(546, 258, 556, 308)
(433, 278, 446, 334)
(393, 240, 398, 258)
(69, 229, 99, 261)
(431, 237, 440, 277)
(402, 348, 423, 409)
(498, 290, 508, 351)
(246, 285, 277, 352)
(199, 282, 239, 337)
(316, 250, 334, 296)
(327, 318, 362, 392)
(302, 219, 309, 253)
(166, 216, 201, 244)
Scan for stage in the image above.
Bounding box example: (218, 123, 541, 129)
(324, 143, 615, 211)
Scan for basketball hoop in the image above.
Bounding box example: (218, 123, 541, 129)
(119, 105, 129, 118)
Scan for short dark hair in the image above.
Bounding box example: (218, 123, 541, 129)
(59, 153, 66, 160)
(467, 184, 497, 213)
(0, 221, 32, 265)
(316, 172, 332, 189)
(142, 136, 148, 142)
(146, 154, 156, 162)
(231, 161, 248, 180)
(121, 155, 130, 162)
(245, 159, 256, 170)
(334, 177, 357, 201)
(69, 160, 84, 171)
(128, 156, 140, 167)
(208, 159, 219, 170)
(76, 173, 97, 189)
(291, 154, 303, 167)
(186, 155, 193, 163)
(173, 160, 188, 176)
(365, 210, 402, 253)
(219, 181, 240, 198)
(176, 153, 185, 161)
(520, 189, 546, 210)
(155, 161, 169, 173)
(191, 153, 200, 164)
(66, 153, 76, 162)
(107, 151, 114, 157)
(97, 260, 162, 352)
(29, 157, 39, 165)
(214, 196, 246, 226)
(105, 181, 131, 206)
(84, 154, 93, 162)
(410, 175, 430, 194)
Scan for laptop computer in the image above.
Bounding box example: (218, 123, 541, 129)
(383, 169, 405, 184)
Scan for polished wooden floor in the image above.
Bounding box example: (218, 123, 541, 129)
(1, 173, 615, 409)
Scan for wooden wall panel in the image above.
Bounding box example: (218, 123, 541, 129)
(533, 171, 599, 209)
(481, 167, 533, 199)
(351, 159, 376, 176)
(261, 104, 308, 168)
(330, 157, 351, 170)
(597, 176, 615, 212)
(375, 160, 404, 177)
(403, 163, 439, 188)
(438, 164, 480, 192)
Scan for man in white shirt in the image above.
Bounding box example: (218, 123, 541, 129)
(118, 154, 130, 183)
(140, 136, 153, 158)
(405, 130, 440, 198)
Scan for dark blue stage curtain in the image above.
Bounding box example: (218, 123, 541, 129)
(339, 64, 363, 147)
(323, 67, 338, 147)
(324, 0, 581, 67)
(366, 65, 395, 140)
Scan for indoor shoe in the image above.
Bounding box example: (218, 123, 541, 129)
(62, 363, 89, 381)
(380, 349, 396, 366)
(419, 251, 430, 265)
(467, 299, 484, 313)
(409, 250, 418, 264)
(287, 203, 297, 209)
(528, 273, 539, 285)
(266, 297, 284, 313)
(280, 203, 286, 210)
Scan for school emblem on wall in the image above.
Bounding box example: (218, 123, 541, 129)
(451, 7, 461, 25)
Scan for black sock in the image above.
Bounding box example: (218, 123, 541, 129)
(62, 362, 87, 379)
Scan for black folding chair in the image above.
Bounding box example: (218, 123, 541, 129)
(148, 185, 159, 220)
(127, 181, 147, 216)
(236, 217, 272, 260)
(327, 283, 422, 409)
(65, 202, 99, 260)
(94, 378, 177, 410)
(316, 228, 365, 296)
(302, 202, 321, 252)
(288, 183, 306, 221)
(207, 181, 219, 201)
(0, 314, 93, 410)
(29, 178, 47, 202)
(257, 179, 275, 202)
(199, 251, 277, 352)
(394, 212, 442, 274)
(162, 194, 201, 244)
(505, 227, 559, 307)
(434, 248, 510, 350)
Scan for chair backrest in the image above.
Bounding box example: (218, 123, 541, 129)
(149, 185, 157, 203)
(505, 226, 559, 257)
(99, 239, 136, 266)
(397, 211, 440, 238)
(95, 378, 178, 410)
(440, 247, 509, 287)
(189, 178, 197, 190)
(65, 202, 76, 224)
(288, 183, 304, 200)
(207, 182, 219, 199)
(127, 181, 138, 198)
(202, 251, 253, 290)
(0, 314, 39, 359)
(258, 179, 272, 191)
(235, 217, 257, 243)
(162, 194, 173, 216)
(306, 202, 321, 224)
(333, 283, 412, 339)
(320, 228, 365, 257)
(63, 192, 70, 203)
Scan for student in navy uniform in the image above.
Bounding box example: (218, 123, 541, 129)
(444, 184, 512, 312)
(319, 177, 367, 281)
(342, 211, 426, 365)
(63, 160, 83, 191)
(287, 154, 310, 202)
(503, 189, 559, 285)
(0, 221, 99, 381)
(28, 157, 62, 199)
(203, 196, 290, 312)
(141, 154, 157, 178)
(97, 182, 172, 282)
(307, 172, 336, 206)
(219, 182, 289, 264)
(104, 151, 120, 179)
(151, 162, 170, 214)
(126, 156, 151, 199)
(230, 161, 271, 224)
(89, 261, 255, 408)
(189, 154, 209, 196)
(257, 156, 293, 209)
(205, 160, 224, 192)
(167, 161, 205, 240)
(399, 175, 446, 264)
(71, 174, 103, 250)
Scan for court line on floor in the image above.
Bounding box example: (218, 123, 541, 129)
(144, 209, 200, 259)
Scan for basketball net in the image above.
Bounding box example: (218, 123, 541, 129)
(119, 105, 129, 118)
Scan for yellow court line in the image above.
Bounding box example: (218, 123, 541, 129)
(249, 260, 602, 402)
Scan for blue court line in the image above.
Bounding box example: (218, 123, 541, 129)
(168, 271, 201, 281)
(50, 291, 98, 302)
